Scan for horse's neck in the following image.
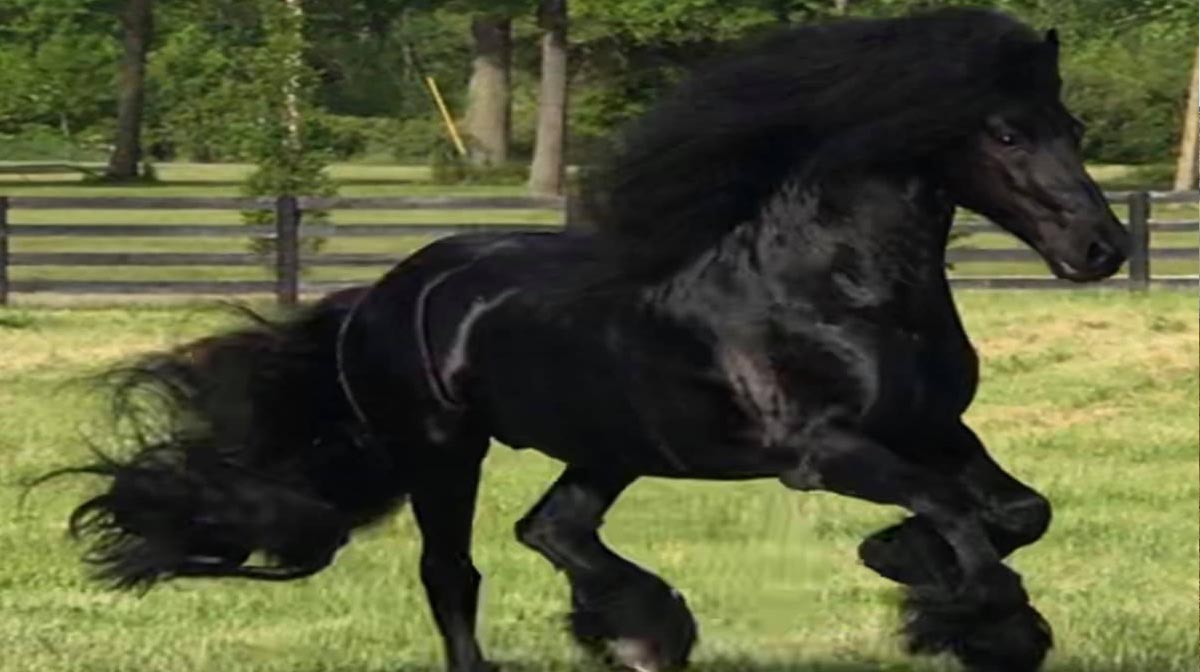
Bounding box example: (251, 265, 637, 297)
(651, 172, 956, 324)
(763, 173, 954, 274)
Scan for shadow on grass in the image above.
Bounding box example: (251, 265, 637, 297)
(292, 656, 1192, 672)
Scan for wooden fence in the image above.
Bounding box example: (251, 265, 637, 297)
(0, 191, 1194, 306)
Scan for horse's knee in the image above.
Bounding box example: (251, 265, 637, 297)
(515, 512, 576, 567)
(514, 513, 551, 550)
(991, 492, 1051, 549)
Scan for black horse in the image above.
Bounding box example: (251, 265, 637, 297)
(55, 9, 1129, 672)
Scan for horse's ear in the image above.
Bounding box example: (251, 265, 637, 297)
(1044, 28, 1059, 58)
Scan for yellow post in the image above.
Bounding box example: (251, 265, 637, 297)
(425, 76, 468, 157)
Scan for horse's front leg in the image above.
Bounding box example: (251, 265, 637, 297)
(779, 425, 1051, 672)
(516, 466, 698, 671)
(858, 422, 1051, 586)
(854, 422, 1053, 672)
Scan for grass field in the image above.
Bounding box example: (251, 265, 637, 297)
(0, 291, 1196, 672)
(0, 162, 1195, 291)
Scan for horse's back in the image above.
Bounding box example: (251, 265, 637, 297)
(394, 231, 670, 467)
(359, 229, 802, 477)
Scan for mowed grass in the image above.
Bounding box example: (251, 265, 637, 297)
(0, 162, 1194, 289)
(0, 291, 1196, 672)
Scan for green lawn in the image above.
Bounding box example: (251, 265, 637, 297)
(0, 291, 1196, 672)
(0, 162, 1194, 294)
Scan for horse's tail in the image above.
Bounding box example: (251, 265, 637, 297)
(54, 287, 408, 589)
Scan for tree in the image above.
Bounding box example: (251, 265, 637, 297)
(1173, 47, 1198, 190)
(146, 22, 246, 162)
(0, 1, 118, 151)
(463, 15, 512, 165)
(106, 0, 153, 179)
(241, 0, 336, 255)
(529, 0, 568, 196)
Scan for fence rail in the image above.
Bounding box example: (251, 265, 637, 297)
(0, 191, 1194, 305)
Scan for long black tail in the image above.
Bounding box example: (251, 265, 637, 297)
(53, 287, 407, 589)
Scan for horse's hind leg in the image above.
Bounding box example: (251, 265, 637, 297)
(779, 426, 1050, 672)
(410, 435, 496, 672)
(516, 466, 697, 671)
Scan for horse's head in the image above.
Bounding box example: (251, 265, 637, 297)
(939, 30, 1129, 282)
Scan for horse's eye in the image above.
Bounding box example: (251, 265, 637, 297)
(998, 133, 1017, 146)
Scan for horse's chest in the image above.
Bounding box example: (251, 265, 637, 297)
(716, 327, 976, 446)
(858, 327, 980, 433)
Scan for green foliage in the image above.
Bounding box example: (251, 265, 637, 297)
(146, 24, 257, 161)
(0, 0, 1193, 167)
(309, 115, 369, 160)
(1060, 28, 1192, 163)
(0, 0, 118, 140)
(308, 115, 406, 160)
(0, 124, 108, 161)
(390, 116, 449, 161)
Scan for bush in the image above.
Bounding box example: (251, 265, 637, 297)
(429, 138, 530, 185)
(1062, 33, 1188, 165)
(307, 116, 365, 160)
(0, 124, 107, 162)
(391, 116, 448, 162)
(308, 115, 397, 160)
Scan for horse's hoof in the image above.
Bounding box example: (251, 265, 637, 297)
(958, 604, 1053, 672)
(569, 574, 697, 670)
(902, 583, 1052, 672)
(607, 637, 669, 671)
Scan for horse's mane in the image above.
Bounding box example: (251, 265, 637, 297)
(577, 8, 1062, 284)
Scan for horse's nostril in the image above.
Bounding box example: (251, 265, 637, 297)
(1086, 241, 1115, 268)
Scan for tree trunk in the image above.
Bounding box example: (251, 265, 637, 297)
(464, 16, 511, 166)
(834, 0, 849, 15)
(1173, 47, 1198, 191)
(106, 0, 153, 180)
(529, 0, 568, 196)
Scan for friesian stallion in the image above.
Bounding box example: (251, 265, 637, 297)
(52, 9, 1129, 672)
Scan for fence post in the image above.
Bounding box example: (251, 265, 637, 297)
(1126, 191, 1151, 291)
(274, 195, 300, 307)
(0, 197, 9, 307)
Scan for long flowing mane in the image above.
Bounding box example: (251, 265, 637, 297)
(577, 8, 1062, 283)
